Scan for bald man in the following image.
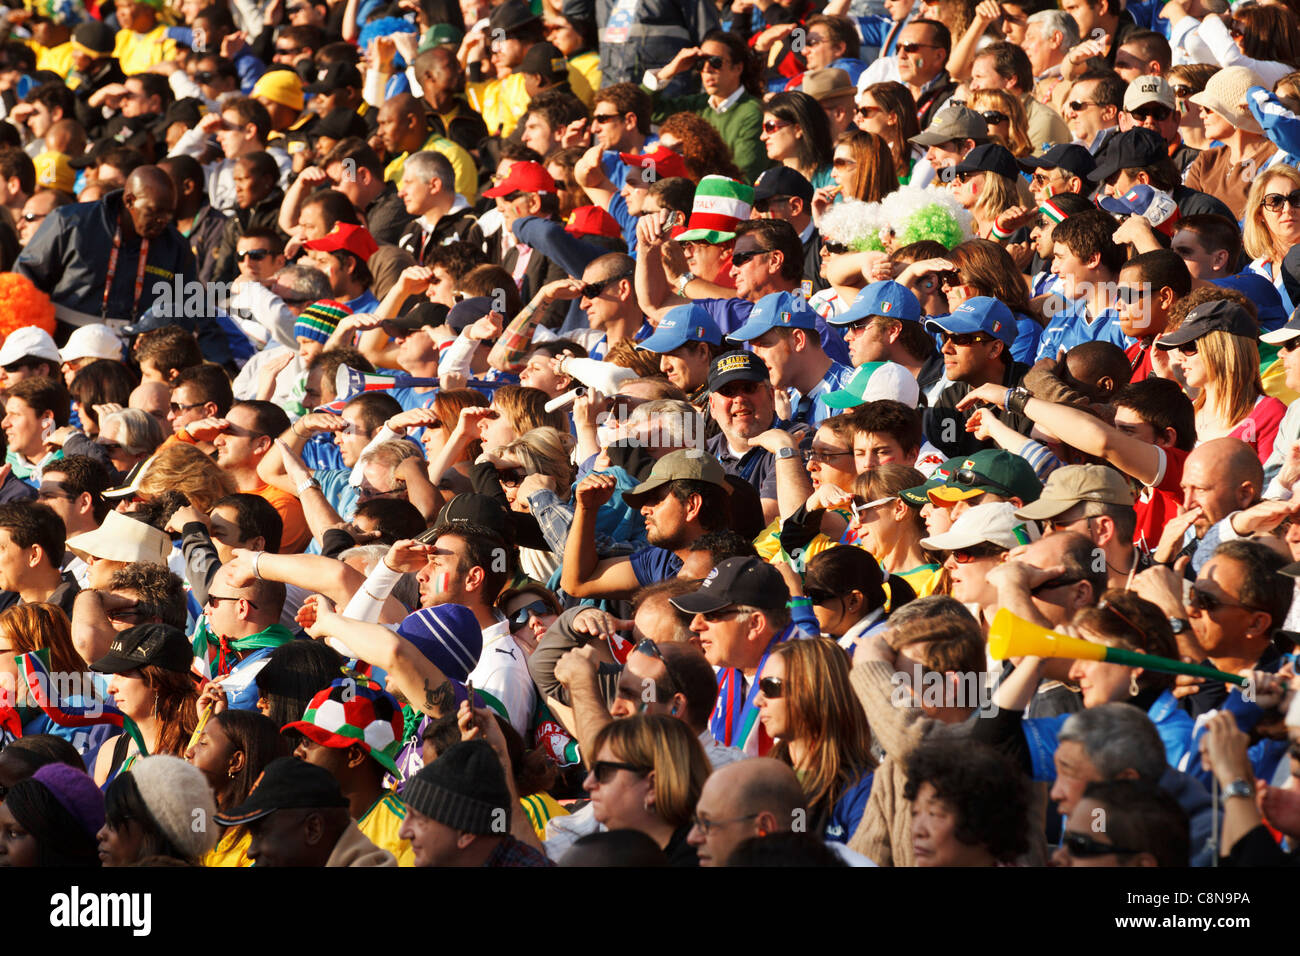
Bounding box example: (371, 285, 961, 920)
(687, 758, 876, 867)
(1178, 438, 1264, 572)
(13, 165, 231, 364)
(130, 380, 171, 432)
(376, 93, 478, 205)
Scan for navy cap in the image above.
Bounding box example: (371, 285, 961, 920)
(1156, 299, 1257, 349)
(925, 296, 1017, 347)
(669, 556, 789, 613)
(726, 291, 816, 342)
(638, 303, 723, 353)
(945, 143, 1020, 182)
(1089, 128, 1166, 183)
(1017, 143, 1096, 180)
(829, 280, 921, 326)
(753, 165, 815, 204)
(707, 349, 770, 393)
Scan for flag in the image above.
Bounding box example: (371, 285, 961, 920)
(17, 649, 147, 754)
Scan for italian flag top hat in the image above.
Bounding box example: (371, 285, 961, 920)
(676, 175, 755, 244)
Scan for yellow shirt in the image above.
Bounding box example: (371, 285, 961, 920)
(32, 40, 74, 78)
(568, 51, 601, 108)
(204, 829, 253, 867)
(467, 71, 530, 138)
(385, 131, 478, 204)
(520, 792, 569, 842)
(114, 25, 177, 75)
(752, 510, 854, 565)
(358, 792, 415, 867)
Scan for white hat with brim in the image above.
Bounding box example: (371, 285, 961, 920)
(0, 327, 61, 368)
(60, 324, 125, 364)
(66, 510, 170, 565)
(1188, 66, 1263, 134)
(919, 501, 1040, 552)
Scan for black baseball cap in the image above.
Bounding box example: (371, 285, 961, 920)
(1088, 128, 1165, 183)
(518, 41, 567, 83)
(1155, 299, 1258, 349)
(422, 493, 511, 540)
(304, 61, 363, 94)
(315, 108, 369, 141)
(213, 757, 348, 827)
(446, 296, 493, 334)
(670, 556, 790, 614)
(72, 19, 115, 55)
(753, 165, 814, 204)
(384, 300, 449, 334)
(707, 349, 770, 393)
(941, 143, 1020, 182)
(489, 0, 540, 34)
(90, 623, 193, 675)
(1018, 143, 1096, 181)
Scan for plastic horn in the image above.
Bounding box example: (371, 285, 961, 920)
(987, 609, 1247, 686)
(544, 386, 587, 413)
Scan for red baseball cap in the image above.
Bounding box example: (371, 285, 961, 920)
(566, 205, 622, 239)
(482, 160, 556, 198)
(618, 144, 690, 182)
(301, 222, 379, 262)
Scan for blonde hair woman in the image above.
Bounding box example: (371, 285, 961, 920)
(583, 714, 710, 865)
(1158, 298, 1285, 461)
(1244, 166, 1300, 315)
(945, 144, 1033, 241)
(966, 88, 1032, 157)
(488, 426, 576, 581)
(136, 441, 236, 512)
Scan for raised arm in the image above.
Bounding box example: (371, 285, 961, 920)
(561, 473, 641, 599)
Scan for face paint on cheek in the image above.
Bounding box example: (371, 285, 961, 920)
(428, 571, 455, 596)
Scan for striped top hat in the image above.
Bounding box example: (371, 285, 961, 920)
(676, 175, 755, 244)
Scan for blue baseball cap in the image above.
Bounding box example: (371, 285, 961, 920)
(829, 280, 921, 326)
(638, 303, 724, 353)
(1212, 273, 1286, 329)
(726, 291, 817, 342)
(925, 296, 1016, 347)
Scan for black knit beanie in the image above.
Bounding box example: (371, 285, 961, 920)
(403, 740, 512, 835)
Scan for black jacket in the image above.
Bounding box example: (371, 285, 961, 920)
(365, 182, 415, 246)
(924, 360, 1031, 459)
(212, 187, 288, 284)
(397, 208, 485, 265)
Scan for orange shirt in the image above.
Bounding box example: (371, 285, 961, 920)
(252, 482, 311, 553)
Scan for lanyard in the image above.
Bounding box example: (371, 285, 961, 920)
(101, 224, 149, 321)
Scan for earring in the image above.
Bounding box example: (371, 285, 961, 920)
(152, 692, 159, 719)
(1129, 672, 1139, 697)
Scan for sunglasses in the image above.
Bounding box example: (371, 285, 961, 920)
(1281, 338, 1300, 353)
(1113, 285, 1149, 306)
(762, 119, 790, 134)
(580, 270, 633, 299)
(941, 331, 992, 347)
(1130, 104, 1172, 122)
(832, 156, 858, 169)
(591, 760, 649, 784)
(591, 112, 622, 124)
(700, 606, 747, 622)
(950, 543, 1005, 563)
(822, 240, 850, 255)
(496, 467, 526, 486)
(508, 599, 549, 628)
(898, 41, 941, 54)
(804, 33, 827, 47)
(1062, 831, 1143, 858)
(237, 249, 272, 262)
(1066, 100, 1099, 112)
(980, 110, 1008, 126)
(758, 676, 784, 698)
(804, 586, 836, 606)
(207, 594, 258, 609)
(857, 104, 882, 118)
(1175, 341, 1199, 356)
(731, 248, 769, 266)
(695, 55, 725, 70)
(1262, 190, 1300, 213)
(195, 70, 219, 83)
(1188, 587, 1261, 614)
(168, 400, 205, 414)
(1170, 84, 1194, 99)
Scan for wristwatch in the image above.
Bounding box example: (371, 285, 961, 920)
(1223, 779, 1255, 800)
(674, 271, 696, 296)
(296, 477, 320, 495)
(776, 446, 797, 460)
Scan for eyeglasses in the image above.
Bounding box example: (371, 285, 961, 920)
(237, 249, 272, 262)
(1130, 104, 1172, 122)
(950, 543, 1006, 563)
(940, 331, 992, 347)
(508, 599, 549, 628)
(856, 104, 882, 118)
(758, 676, 783, 698)
(762, 119, 791, 134)
(981, 110, 1009, 126)
(590, 112, 622, 124)
(207, 594, 258, 609)
(832, 156, 858, 169)
(169, 401, 205, 414)
(1029, 574, 1084, 595)
(1066, 100, 1099, 113)
(898, 42, 941, 54)
(804, 33, 827, 47)
(1262, 190, 1300, 213)
(730, 248, 770, 267)
(1175, 341, 1199, 356)
(1188, 587, 1262, 614)
(1062, 831, 1143, 858)
(580, 270, 633, 299)
(700, 606, 748, 623)
(691, 812, 758, 834)
(805, 446, 854, 463)
(695, 55, 725, 70)
(591, 760, 649, 784)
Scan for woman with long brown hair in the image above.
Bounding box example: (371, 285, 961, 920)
(657, 111, 744, 182)
(756, 637, 875, 843)
(966, 88, 1033, 157)
(89, 623, 200, 786)
(856, 82, 925, 185)
(830, 129, 897, 204)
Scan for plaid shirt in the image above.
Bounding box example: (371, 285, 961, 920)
(483, 835, 555, 868)
(526, 488, 636, 559)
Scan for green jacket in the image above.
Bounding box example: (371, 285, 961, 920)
(643, 87, 769, 184)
